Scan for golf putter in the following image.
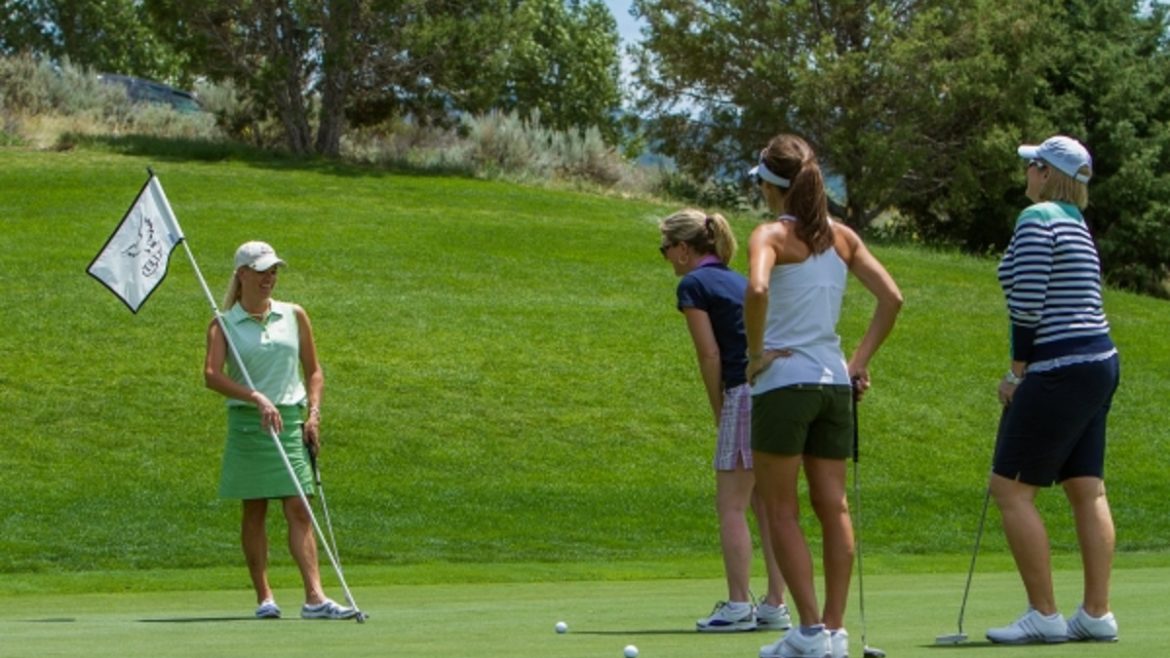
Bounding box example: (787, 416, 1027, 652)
(307, 439, 368, 623)
(937, 407, 1007, 646)
(851, 380, 886, 658)
(307, 445, 344, 577)
(935, 485, 991, 645)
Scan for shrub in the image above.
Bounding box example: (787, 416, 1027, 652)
(192, 78, 283, 149)
(549, 125, 626, 186)
(342, 118, 472, 174)
(0, 54, 663, 198)
(457, 109, 637, 188)
(653, 169, 752, 213)
(122, 102, 220, 141)
(0, 55, 225, 144)
(0, 54, 125, 117)
(462, 109, 550, 178)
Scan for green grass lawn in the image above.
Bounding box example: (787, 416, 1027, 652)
(1, 143, 1169, 580)
(2, 561, 1168, 657)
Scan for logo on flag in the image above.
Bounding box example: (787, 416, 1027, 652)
(88, 175, 186, 313)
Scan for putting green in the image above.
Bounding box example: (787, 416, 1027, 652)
(1, 564, 1164, 657)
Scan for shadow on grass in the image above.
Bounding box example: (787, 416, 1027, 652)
(573, 629, 726, 636)
(137, 616, 255, 623)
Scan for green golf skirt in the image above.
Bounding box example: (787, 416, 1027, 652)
(218, 405, 315, 500)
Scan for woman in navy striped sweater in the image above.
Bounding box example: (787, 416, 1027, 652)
(986, 136, 1121, 645)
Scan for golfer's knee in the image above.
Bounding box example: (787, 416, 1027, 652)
(1063, 476, 1106, 506)
(809, 491, 847, 521)
(989, 474, 1034, 509)
(717, 496, 750, 517)
(282, 501, 311, 525)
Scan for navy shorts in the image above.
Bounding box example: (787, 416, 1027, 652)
(993, 355, 1120, 486)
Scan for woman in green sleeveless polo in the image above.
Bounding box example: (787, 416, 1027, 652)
(203, 241, 355, 620)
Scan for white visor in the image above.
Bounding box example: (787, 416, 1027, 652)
(749, 160, 790, 189)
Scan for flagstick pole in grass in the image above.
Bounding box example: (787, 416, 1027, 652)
(91, 171, 366, 623)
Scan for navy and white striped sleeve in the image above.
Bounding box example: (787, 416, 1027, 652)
(998, 220, 1054, 362)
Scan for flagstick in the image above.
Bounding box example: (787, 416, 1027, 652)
(179, 239, 366, 622)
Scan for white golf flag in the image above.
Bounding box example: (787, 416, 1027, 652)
(87, 175, 186, 313)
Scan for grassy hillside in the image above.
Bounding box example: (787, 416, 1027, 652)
(2, 144, 1168, 576)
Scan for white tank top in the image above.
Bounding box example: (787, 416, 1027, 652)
(752, 220, 850, 394)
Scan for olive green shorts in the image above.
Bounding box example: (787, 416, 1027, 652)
(751, 384, 854, 459)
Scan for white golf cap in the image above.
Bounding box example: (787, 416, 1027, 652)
(234, 241, 286, 272)
(1018, 135, 1092, 183)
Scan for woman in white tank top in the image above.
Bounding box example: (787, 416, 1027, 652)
(744, 135, 903, 658)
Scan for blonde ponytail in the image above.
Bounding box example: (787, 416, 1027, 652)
(659, 208, 738, 264)
(221, 270, 242, 310)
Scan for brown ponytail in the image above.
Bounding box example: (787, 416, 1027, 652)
(759, 134, 833, 253)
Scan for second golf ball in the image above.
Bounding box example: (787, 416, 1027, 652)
(623, 645, 639, 658)
(555, 621, 568, 633)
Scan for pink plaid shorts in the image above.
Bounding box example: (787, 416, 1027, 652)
(714, 384, 753, 471)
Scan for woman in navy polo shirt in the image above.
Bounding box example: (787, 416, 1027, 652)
(659, 209, 788, 633)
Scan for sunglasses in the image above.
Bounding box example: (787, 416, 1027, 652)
(659, 242, 675, 257)
(1028, 159, 1047, 170)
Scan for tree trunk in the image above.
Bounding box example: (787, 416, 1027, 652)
(264, 0, 313, 154)
(315, 0, 362, 157)
(848, 197, 869, 231)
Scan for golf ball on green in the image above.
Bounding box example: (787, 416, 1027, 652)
(623, 645, 638, 658)
(555, 621, 568, 633)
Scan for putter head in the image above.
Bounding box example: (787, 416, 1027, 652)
(354, 610, 369, 623)
(935, 632, 968, 645)
(863, 646, 886, 658)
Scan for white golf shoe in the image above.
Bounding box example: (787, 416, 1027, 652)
(301, 598, 357, 620)
(696, 600, 756, 632)
(829, 628, 848, 658)
(1066, 605, 1118, 642)
(986, 607, 1067, 644)
(756, 601, 792, 631)
(255, 598, 281, 619)
(760, 626, 831, 658)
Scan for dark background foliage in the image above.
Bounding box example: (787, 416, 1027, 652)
(3, 0, 1168, 295)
